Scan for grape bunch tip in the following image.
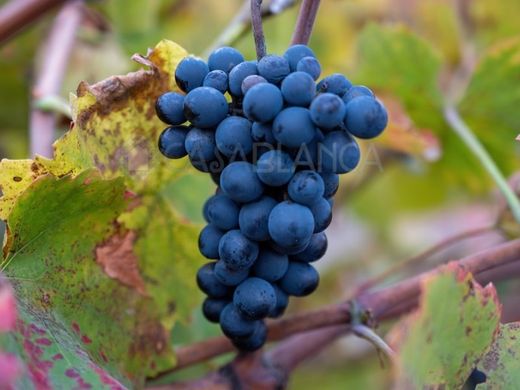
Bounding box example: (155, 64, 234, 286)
(156, 44, 388, 351)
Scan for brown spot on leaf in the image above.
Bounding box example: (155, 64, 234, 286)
(95, 230, 147, 295)
(12, 176, 22, 182)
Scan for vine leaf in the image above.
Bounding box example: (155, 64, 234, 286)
(477, 322, 520, 388)
(388, 265, 501, 389)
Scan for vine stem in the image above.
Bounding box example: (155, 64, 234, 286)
(290, 0, 321, 45)
(443, 105, 520, 224)
(251, 0, 266, 60)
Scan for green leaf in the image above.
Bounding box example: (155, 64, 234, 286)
(390, 267, 501, 388)
(477, 322, 520, 389)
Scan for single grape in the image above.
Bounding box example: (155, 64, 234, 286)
(183, 87, 228, 128)
(272, 107, 316, 148)
(344, 96, 388, 139)
(310, 93, 346, 129)
(196, 262, 231, 298)
(220, 161, 264, 203)
(251, 122, 276, 145)
(296, 56, 321, 80)
(198, 224, 225, 259)
(252, 248, 289, 282)
(269, 284, 289, 318)
(214, 260, 249, 286)
(342, 85, 374, 104)
(156, 92, 186, 125)
(310, 197, 332, 233)
(208, 46, 245, 73)
(241, 75, 267, 95)
(216, 116, 253, 158)
(284, 44, 316, 71)
(202, 298, 229, 323)
(218, 229, 259, 270)
(231, 320, 267, 351)
(228, 61, 258, 96)
(288, 170, 325, 206)
(292, 130, 324, 171)
(326, 197, 334, 208)
(204, 193, 239, 230)
(317, 73, 352, 96)
(220, 303, 258, 339)
(256, 150, 295, 186)
(318, 130, 360, 174)
(243, 83, 283, 122)
(320, 172, 339, 198)
(257, 55, 290, 84)
(279, 261, 319, 296)
(234, 277, 276, 319)
(158, 125, 189, 159)
(185, 127, 216, 164)
(203, 70, 228, 94)
(239, 196, 278, 241)
(175, 56, 209, 92)
(281, 71, 316, 107)
(268, 201, 315, 250)
(291, 232, 327, 263)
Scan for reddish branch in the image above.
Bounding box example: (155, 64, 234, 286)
(290, 0, 321, 45)
(149, 238, 520, 388)
(0, 0, 69, 44)
(251, 0, 267, 59)
(29, 0, 83, 157)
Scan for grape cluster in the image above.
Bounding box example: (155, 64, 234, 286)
(156, 45, 387, 351)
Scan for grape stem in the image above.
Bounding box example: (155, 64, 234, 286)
(251, 0, 267, 60)
(290, 0, 321, 45)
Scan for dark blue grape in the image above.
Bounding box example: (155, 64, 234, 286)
(320, 172, 339, 198)
(214, 260, 249, 286)
(317, 73, 352, 96)
(279, 261, 319, 296)
(202, 298, 229, 323)
(216, 116, 253, 157)
(204, 194, 240, 230)
(183, 87, 228, 128)
(284, 44, 315, 71)
(291, 232, 327, 262)
(196, 262, 231, 298)
(228, 61, 258, 96)
(220, 161, 264, 203)
(208, 46, 244, 73)
(220, 303, 258, 338)
(344, 96, 388, 139)
(185, 127, 216, 163)
(311, 197, 332, 233)
(342, 85, 374, 104)
(326, 197, 334, 208)
(268, 201, 315, 249)
(231, 320, 267, 351)
(292, 129, 324, 170)
(243, 83, 283, 122)
(273, 107, 316, 148)
(251, 122, 276, 145)
(234, 277, 276, 319)
(281, 71, 315, 107)
(310, 93, 346, 129)
(241, 75, 267, 95)
(203, 70, 228, 94)
(198, 224, 224, 259)
(465, 368, 487, 389)
(156, 92, 186, 125)
(269, 240, 311, 255)
(256, 150, 295, 186)
(252, 248, 289, 282)
(218, 230, 259, 270)
(288, 170, 325, 206)
(158, 125, 189, 159)
(318, 130, 360, 173)
(257, 55, 290, 84)
(239, 196, 277, 241)
(175, 57, 209, 92)
(269, 284, 289, 318)
(297, 56, 321, 80)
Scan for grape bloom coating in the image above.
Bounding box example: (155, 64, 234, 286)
(156, 45, 388, 351)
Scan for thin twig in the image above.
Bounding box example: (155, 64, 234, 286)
(290, 0, 321, 45)
(357, 224, 498, 292)
(251, 0, 267, 59)
(0, 0, 69, 44)
(29, 0, 83, 157)
(351, 324, 395, 361)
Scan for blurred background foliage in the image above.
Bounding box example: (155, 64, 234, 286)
(0, 0, 519, 388)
